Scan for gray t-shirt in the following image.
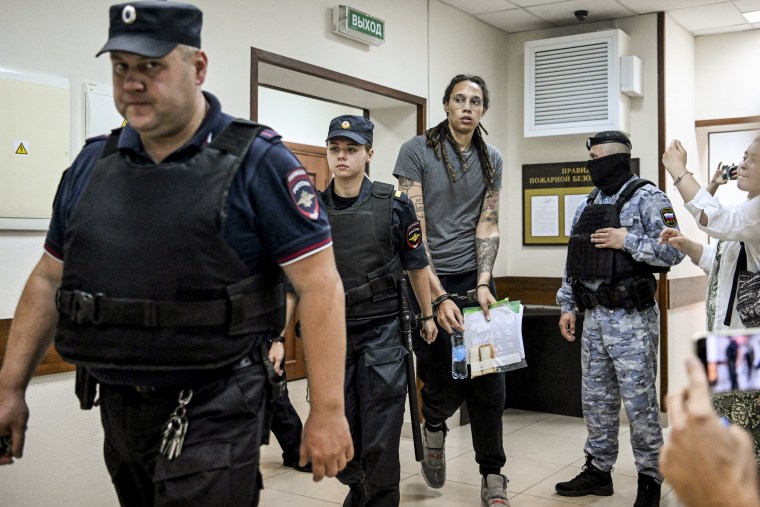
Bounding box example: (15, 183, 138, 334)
(393, 134, 503, 275)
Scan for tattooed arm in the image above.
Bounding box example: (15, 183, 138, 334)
(397, 177, 437, 277)
(475, 189, 500, 318)
(397, 176, 464, 333)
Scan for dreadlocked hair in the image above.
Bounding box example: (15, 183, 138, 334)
(424, 120, 495, 190)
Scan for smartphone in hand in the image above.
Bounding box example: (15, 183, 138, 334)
(693, 328, 760, 393)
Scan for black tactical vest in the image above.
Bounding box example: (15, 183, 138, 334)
(55, 120, 285, 371)
(323, 181, 402, 320)
(566, 179, 669, 281)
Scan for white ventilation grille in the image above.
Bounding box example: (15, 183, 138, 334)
(525, 30, 630, 137)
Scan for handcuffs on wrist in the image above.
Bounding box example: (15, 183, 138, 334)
(268, 336, 285, 347)
(430, 283, 492, 317)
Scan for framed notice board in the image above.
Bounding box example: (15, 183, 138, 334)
(522, 159, 639, 245)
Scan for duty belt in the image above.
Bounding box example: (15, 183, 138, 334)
(576, 288, 623, 310)
(345, 273, 397, 307)
(572, 276, 656, 312)
(57, 289, 230, 327)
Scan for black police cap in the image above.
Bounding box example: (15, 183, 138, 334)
(326, 115, 374, 146)
(586, 131, 632, 150)
(97, 1, 202, 58)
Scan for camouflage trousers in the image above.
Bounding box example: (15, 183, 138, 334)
(581, 304, 663, 482)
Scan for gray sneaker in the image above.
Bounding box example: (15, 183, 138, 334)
(421, 424, 446, 488)
(481, 474, 510, 506)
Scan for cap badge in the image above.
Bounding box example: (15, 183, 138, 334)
(341, 121, 350, 130)
(122, 5, 137, 25)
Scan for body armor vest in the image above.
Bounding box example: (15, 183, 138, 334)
(323, 181, 402, 320)
(566, 179, 669, 281)
(56, 120, 285, 371)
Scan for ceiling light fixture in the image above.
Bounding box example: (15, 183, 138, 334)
(743, 10, 760, 23)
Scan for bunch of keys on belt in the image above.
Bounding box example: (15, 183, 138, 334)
(160, 389, 193, 460)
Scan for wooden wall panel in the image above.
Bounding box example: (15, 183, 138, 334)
(0, 319, 73, 377)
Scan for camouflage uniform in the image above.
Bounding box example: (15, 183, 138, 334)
(557, 176, 685, 481)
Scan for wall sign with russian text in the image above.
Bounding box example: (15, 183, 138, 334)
(522, 159, 639, 245)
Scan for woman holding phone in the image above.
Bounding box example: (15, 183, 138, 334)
(659, 136, 760, 466)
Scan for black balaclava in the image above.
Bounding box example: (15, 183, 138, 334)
(585, 131, 634, 195)
(587, 153, 634, 195)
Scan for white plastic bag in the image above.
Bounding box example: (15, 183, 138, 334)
(463, 299, 526, 376)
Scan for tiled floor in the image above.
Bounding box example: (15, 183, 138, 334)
(259, 379, 683, 506)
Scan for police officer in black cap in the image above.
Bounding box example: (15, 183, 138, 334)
(288, 115, 437, 506)
(0, 1, 353, 505)
(555, 130, 684, 507)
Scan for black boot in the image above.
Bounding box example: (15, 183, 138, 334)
(555, 454, 613, 497)
(633, 473, 661, 507)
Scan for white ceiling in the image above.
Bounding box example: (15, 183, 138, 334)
(439, 0, 760, 36)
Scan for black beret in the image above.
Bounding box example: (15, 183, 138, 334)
(586, 131, 632, 150)
(326, 115, 374, 146)
(97, 1, 202, 58)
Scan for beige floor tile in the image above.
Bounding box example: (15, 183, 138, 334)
(260, 487, 339, 506)
(264, 471, 347, 504)
(502, 408, 555, 435)
(505, 428, 586, 466)
(525, 414, 589, 441)
(442, 449, 480, 486)
(505, 456, 567, 494)
(508, 494, 590, 506)
(399, 474, 483, 505)
(442, 421, 476, 451)
(267, 379, 679, 507)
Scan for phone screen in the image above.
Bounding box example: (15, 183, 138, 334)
(695, 329, 760, 393)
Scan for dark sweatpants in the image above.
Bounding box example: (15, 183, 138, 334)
(410, 270, 507, 477)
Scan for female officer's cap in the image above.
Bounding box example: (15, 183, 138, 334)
(326, 115, 374, 146)
(586, 131, 632, 150)
(97, 1, 202, 58)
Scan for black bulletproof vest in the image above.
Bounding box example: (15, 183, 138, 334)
(55, 120, 285, 371)
(566, 179, 669, 281)
(323, 181, 402, 320)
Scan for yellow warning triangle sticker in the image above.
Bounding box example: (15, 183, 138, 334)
(15, 142, 28, 155)
(121, 118, 128, 127)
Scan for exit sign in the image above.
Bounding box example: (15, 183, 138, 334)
(332, 5, 385, 46)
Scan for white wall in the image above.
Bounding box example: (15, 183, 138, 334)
(370, 105, 419, 185)
(503, 14, 661, 279)
(258, 87, 364, 147)
(0, 373, 116, 506)
(695, 29, 760, 121)
(662, 14, 706, 399)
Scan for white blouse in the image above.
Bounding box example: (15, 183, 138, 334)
(686, 188, 760, 331)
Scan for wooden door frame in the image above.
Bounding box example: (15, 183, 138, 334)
(249, 48, 426, 136)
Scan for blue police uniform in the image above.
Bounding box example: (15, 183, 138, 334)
(46, 91, 331, 506)
(320, 176, 428, 506)
(557, 175, 685, 484)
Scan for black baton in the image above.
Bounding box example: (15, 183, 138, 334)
(399, 277, 423, 462)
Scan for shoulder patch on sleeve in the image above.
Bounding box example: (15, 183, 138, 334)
(406, 222, 422, 249)
(660, 207, 677, 227)
(287, 167, 320, 220)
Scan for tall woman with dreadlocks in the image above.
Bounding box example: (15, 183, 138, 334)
(393, 74, 508, 507)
